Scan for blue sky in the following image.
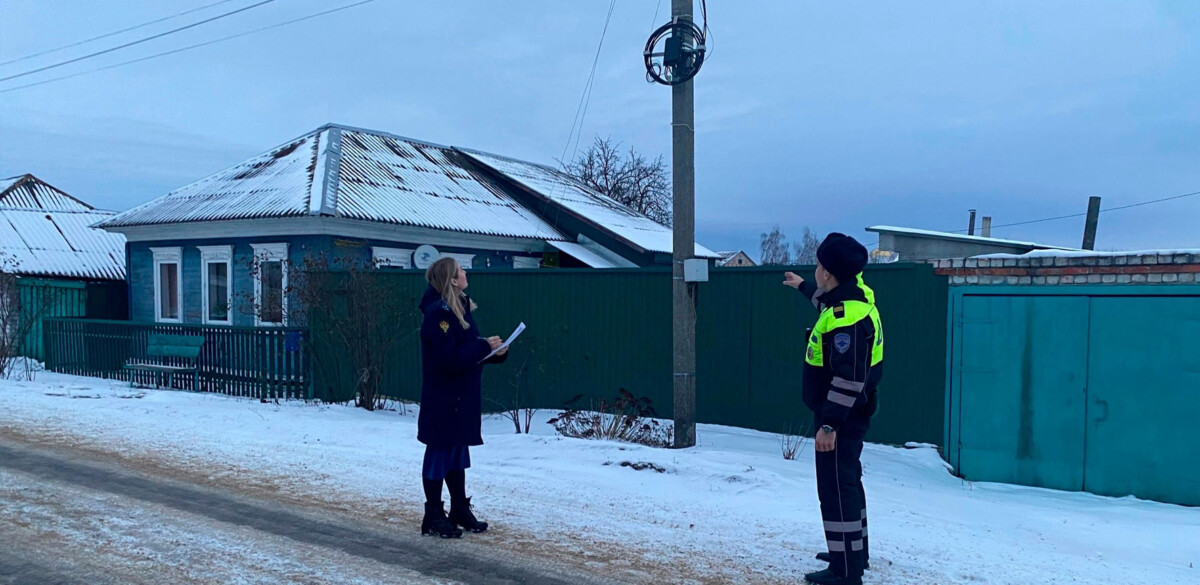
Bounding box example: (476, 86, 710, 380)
(2, 0, 1199, 258)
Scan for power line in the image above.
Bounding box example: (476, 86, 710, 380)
(0, 1, 378, 94)
(559, 0, 617, 166)
(0, 0, 241, 67)
(951, 189, 1200, 234)
(0, 0, 275, 84)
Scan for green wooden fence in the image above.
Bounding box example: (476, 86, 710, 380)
(312, 263, 948, 445)
(44, 319, 311, 399)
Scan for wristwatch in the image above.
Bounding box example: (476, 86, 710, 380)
(821, 425, 835, 434)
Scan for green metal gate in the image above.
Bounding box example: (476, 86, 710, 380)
(947, 285, 1200, 505)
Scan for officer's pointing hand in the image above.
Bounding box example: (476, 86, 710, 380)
(783, 272, 804, 289)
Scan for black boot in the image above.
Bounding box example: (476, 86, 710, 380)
(805, 568, 862, 585)
(816, 552, 870, 570)
(421, 501, 462, 539)
(449, 497, 488, 533)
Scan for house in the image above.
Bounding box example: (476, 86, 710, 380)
(98, 124, 717, 326)
(0, 174, 128, 358)
(716, 250, 755, 267)
(867, 225, 1074, 261)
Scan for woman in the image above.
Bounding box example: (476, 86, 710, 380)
(417, 257, 507, 539)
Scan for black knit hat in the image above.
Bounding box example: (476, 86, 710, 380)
(816, 233, 869, 282)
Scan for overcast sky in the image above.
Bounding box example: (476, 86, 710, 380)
(2, 0, 1199, 258)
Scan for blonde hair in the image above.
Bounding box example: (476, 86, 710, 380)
(425, 257, 476, 329)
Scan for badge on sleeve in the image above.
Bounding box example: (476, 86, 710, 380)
(439, 321, 450, 333)
(834, 333, 852, 353)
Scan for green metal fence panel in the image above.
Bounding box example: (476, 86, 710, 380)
(17, 278, 87, 362)
(43, 319, 311, 400)
(312, 264, 947, 445)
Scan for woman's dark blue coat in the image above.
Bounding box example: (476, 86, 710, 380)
(417, 286, 506, 447)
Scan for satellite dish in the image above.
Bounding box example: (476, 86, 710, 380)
(413, 245, 440, 269)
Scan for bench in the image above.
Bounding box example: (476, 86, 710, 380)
(124, 334, 204, 389)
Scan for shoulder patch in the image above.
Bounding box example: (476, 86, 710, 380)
(832, 305, 845, 317)
(439, 320, 450, 333)
(833, 333, 852, 353)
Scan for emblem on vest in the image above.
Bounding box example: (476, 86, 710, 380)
(439, 321, 450, 333)
(834, 333, 851, 353)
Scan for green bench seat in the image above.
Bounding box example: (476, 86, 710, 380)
(124, 333, 204, 389)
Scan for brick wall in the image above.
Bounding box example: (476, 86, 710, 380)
(933, 252, 1200, 286)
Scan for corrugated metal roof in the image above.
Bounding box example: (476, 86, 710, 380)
(0, 175, 126, 280)
(100, 134, 321, 228)
(460, 149, 719, 258)
(333, 129, 564, 239)
(549, 240, 637, 268)
(100, 125, 567, 241)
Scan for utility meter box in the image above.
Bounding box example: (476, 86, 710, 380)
(683, 258, 709, 283)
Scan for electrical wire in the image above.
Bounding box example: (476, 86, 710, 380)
(950, 189, 1200, 234)
(0, 0, 241, 67)
(0, 0, 276, 84)
(0, 1, 377, 94)
(560, 0, 617, 166)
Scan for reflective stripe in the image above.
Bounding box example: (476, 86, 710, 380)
(824, 520, 861, 533)
(832, 377, 865, 392)
(851, 539, 864, 552)
(862, 525, 868, 537)
(827, 540, 846, 552)
(827, 391, 856, 407)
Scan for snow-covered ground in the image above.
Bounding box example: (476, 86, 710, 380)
(2, 371, 1197, 584)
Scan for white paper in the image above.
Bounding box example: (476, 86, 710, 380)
(481, 322, 525, 362)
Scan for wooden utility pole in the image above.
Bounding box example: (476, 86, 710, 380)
(1082, 196, 1102, 250)
(671, 0, 697, 448)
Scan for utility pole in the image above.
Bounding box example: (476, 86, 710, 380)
(671, 0, 697, 448)
(1082, 196, 1101, 250)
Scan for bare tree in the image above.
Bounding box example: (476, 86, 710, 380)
(239, 253, 420, 410)
(759, 226, 791, 265)
(563, 136, 672, 226)
(793, 228, 821, 265)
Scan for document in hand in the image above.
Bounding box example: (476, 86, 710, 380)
(481, 322, 526, 362)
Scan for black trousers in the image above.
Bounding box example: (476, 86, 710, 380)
(815, 428, 869, 578)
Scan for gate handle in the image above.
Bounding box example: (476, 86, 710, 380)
(1093, 398, 1109, 423)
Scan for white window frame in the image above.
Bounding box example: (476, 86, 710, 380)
(372, 246, 413, 269)
(251, 243, 288, 327)
(513, 256, 540, 270)
(151, 247, 182, 323)
(198, 245, 233, 325)
(445, 253, 476, 270)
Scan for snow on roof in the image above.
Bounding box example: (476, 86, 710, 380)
(460, 149, 719, 258)
(100, 125, 567, 241)
(0, 175, 126, 280)
(867, 225, 1076, 250)
(979, 248, 1200, 259)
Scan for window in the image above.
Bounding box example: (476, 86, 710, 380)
(151, 247, 181, 323)
(445, 253, 476, 270)
(198, 246, 232, 324)
(513, 256, 540, 270)
(251, 243, 288, 326)
(372, 247, 413, 269)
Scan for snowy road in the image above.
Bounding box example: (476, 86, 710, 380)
(0, 438, 618, 585)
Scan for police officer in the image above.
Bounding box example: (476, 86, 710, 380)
(784, 233, 882, 585)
